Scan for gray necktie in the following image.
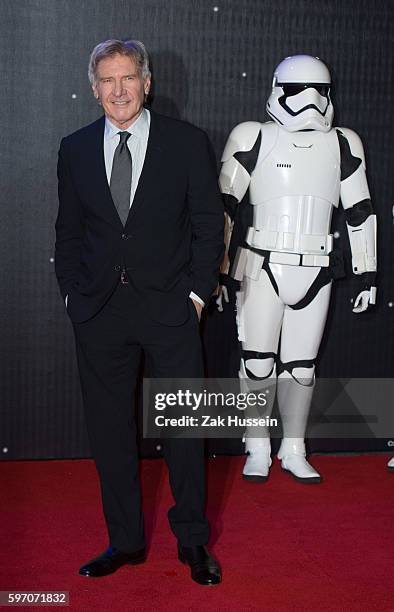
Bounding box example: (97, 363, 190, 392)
(110, 131, 132, 226)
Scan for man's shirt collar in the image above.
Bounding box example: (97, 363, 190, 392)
(104, 107, 150, 140)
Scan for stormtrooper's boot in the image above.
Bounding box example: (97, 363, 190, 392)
(277, 369, 321, 483)
(278, 438, 320, 483)
(387, 457, 394, 473)
(243, 436, 272, 483)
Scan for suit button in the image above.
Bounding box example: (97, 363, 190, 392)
(121, 234, 129, 240)
(114, 265, 121, 271)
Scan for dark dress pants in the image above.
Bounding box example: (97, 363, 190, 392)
(72, 281, 209, 553)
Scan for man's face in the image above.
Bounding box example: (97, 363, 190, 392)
(93, 54, 150, 129)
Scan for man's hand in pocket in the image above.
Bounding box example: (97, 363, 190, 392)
(191, 299, 202, 321)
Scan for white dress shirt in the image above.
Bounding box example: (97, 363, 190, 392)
(104, 108, 150, 207)
(66, 108, 204, 307)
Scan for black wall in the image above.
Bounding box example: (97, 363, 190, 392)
(1, 0, 393, 460)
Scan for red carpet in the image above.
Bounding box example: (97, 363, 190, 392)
(1, 455, 392, 611)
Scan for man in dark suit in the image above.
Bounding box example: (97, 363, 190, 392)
(55, 39, 224, 585)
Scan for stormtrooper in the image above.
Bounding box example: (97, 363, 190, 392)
(218, 55, 377, 483)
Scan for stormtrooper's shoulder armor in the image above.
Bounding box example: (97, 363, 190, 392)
(335, 127, 370, 208)
(335, 127, 366, 168)
(220, 121, 267, 202)
(221, 121, 262, 162)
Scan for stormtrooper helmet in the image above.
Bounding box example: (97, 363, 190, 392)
(266, 55, 334, 132)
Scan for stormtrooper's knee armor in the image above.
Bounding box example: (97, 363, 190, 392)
(219, 55, 377, 483)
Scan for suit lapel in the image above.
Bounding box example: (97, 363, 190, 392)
(124, 110, 164, 228)
(85, 111, 164, 231)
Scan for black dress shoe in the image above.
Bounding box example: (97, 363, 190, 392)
(79, 547, 146, 577)
(178, 545, 221, 586)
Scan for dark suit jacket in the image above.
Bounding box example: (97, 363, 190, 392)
(55, 110, 224, 325)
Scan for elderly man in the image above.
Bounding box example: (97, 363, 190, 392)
(55, 39, 223, 585)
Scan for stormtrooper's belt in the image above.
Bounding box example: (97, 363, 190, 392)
(232, 245, 333, 283)
(266, 251, 330, 267)
(246, 227, 333, 257)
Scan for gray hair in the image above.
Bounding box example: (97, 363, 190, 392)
(88, 39, 151, 85)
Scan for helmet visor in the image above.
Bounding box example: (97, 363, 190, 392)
(278, 83, 330, 98)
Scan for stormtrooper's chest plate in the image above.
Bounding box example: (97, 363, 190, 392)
(249, 127, 341, 205)
(246, 125, 341, 256)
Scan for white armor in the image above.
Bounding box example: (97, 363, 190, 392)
(219, 55, 377, 483)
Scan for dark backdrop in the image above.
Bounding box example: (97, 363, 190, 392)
(1, 0, 393, 460)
